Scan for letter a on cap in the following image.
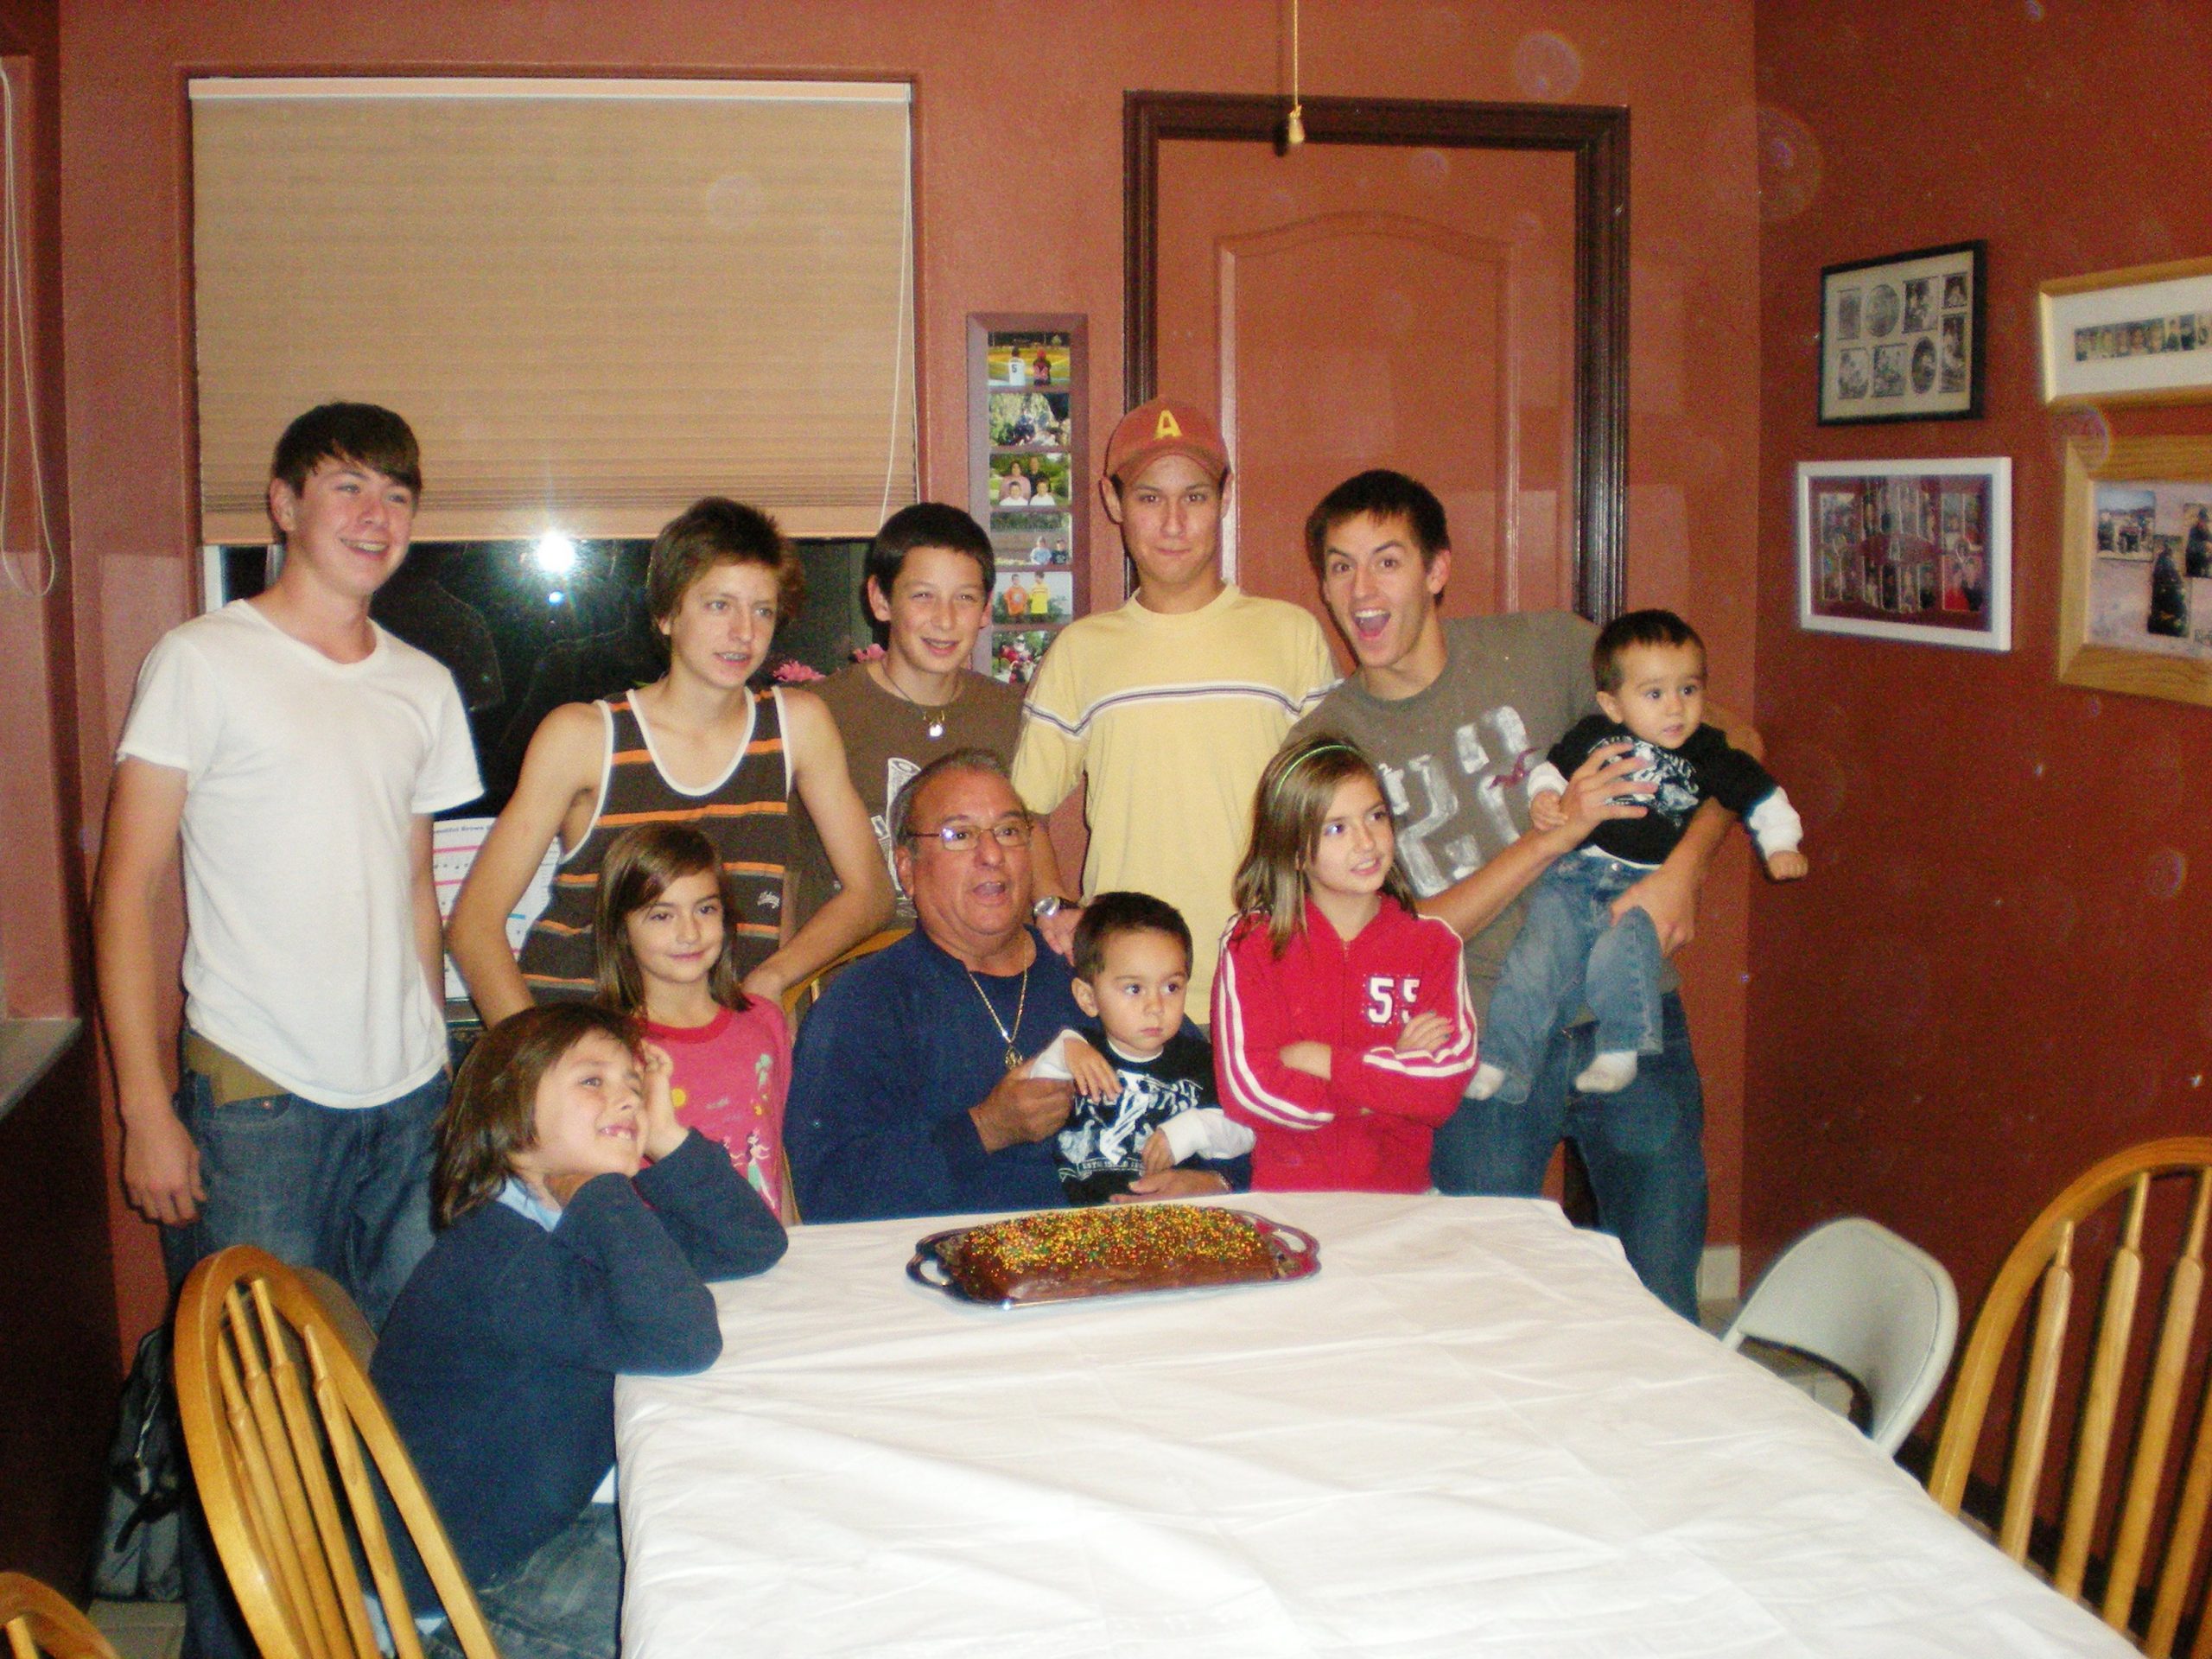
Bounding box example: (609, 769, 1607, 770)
(1154, 410, 1183, 440)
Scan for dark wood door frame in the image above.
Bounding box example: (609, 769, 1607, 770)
(1124, 92, 1630, 623)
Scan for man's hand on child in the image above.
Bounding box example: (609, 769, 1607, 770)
(1529, 790, 1567, 833)
(970, 1073, 1075, 1152)
(1279, 1040, 1332, 1080)
(1394, 1012, 1454, 1054)
(1558, 742, 1651, 840)
(639, 1039, 689, 1161)
(1060, 1034, 1122, 1101)
(1140, 1128, 1174, 1177)
(1765, 849, 1809, 881)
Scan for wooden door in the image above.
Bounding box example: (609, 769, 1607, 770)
(1128, 96, 1628, 639)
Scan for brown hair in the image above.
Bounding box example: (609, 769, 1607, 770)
(434, 1003, 642, 1227)
(269, 402, 423, 499)
(593, 823, 751, 1015)
(645, 497, 804, 629)
(1230, 734, 1416, 954)
(1302, 468, 1449, 579)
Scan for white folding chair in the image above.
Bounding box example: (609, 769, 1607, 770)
(1722, 1216, 1959, 1455)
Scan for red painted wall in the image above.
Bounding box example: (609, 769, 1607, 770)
(55, 0, 1761, 1346)
(1748, 2, 2212, 1322)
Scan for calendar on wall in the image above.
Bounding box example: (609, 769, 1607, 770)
(968, 315, 1089, 685)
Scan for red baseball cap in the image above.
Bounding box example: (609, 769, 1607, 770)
(1103, 397, 1230, 485)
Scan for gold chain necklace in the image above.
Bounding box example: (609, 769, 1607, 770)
(964, 963, 1031, 1072)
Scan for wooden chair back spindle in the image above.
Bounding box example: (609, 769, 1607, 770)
(0, 1575, 122, 1659)
(174, 1246, 500, 1659)
(1931, 1138, 2212, 1656)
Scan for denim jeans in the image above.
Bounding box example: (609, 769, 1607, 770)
(1433, 993, 1707, 1322)
(163, 1065, 446, 1659)
(429, 1504, 622, 1659)
(1478, 852, 1662, 1105)
(159, 1065, 446, 1326)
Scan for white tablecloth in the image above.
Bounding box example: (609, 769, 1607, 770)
(615, 1193, 2132, 1657)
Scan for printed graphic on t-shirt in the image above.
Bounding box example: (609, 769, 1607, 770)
(1057, 1070, 1207, 1179)
(672, 1046, 784, 1212)
(872, 755, 921, 885)
(1363, 976, 1427, 1026)
(1373, 705, 1544, 897)
(1616, 740, 1700, 825)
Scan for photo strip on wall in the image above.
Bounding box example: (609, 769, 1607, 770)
(971, 316, 1089, 684)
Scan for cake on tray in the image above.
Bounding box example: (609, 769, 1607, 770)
(931, 1204, 1290, 1305)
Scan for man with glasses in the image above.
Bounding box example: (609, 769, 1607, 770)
(785, 750, 1230, 1221)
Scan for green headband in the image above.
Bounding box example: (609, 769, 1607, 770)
(1268, 741, 1363, 809)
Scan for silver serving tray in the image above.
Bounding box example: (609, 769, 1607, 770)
(906, 1207, 1320, 1309)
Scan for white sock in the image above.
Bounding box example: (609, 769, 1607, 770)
(1574, 1051, 1638, 1095)
(1469, 1062, 1506, 1100)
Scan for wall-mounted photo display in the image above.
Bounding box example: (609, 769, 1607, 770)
(985, 334, 1072, 389)
(990, 626, 1058, 686)
(988, 390, 1072, 450)
(1795, 458, 2012, 651)
(1819, 241, 1985, 423)
(2058, 435, 2212, 705)
(991, 525, 1073, 568)
(972, 314, 1090, 683)
(988, 451, 1071, 509)
(2039, 255, 2212, 408)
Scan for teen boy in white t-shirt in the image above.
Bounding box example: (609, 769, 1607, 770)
(94, 402, 481, 1325)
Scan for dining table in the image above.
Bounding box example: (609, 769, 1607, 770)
(613, 1192, 2137, 1657)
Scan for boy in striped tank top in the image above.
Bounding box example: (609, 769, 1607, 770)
(450, 499, 891, 1024)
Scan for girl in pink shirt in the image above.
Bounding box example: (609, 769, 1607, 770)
(596, 824, 795, 1220)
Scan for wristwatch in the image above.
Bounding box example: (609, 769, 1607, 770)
(1032, 894, 1064, 921)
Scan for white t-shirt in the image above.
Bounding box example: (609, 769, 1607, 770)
(117, 601, 482, 1107)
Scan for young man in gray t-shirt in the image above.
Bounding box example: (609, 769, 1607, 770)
(1290, 469, 1728, 1321)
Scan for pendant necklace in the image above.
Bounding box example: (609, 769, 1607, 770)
(965, 963, 1031, 1072)
(880, 662, 963, 741)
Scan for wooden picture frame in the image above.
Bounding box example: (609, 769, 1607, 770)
(2058, 434, 2212, 705)
(1796, 458, 2012, 652)
(2039, 256, 2212, 408)
(1818, 241, 1985, 424)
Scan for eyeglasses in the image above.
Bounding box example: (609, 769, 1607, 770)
(906, 817, 1032, 853)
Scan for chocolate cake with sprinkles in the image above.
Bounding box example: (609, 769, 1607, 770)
(938, 1205, 1286, 1304)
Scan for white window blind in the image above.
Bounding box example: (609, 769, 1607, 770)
(190, 77, 916, 543)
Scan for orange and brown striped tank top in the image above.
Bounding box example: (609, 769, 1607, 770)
(517, 690, 791, 1002)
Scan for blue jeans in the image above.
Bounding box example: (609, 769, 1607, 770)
(1433, 993, 1707, 1322)
(160, 1065, 446, 1326)
(429, 1504, 621, 1659)
(1478, 852, 1662, 1104)
(163, 1065, 445, 1659)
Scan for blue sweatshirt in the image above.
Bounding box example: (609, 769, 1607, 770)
(372, 1130, 786, 1595)
(785, 928, 1086, 1222)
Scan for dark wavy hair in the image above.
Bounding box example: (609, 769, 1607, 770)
(1231, 734, 1415, 955)
(434, 1003, 642, 1227)
(270, 402, 422, 498)
(593, 823, 750, 1015)
(1071, 891, 1192, 982)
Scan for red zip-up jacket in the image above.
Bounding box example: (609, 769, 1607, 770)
(1212, 897, 1477, 1192)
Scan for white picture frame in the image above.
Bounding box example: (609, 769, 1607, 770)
(1796, 457, 2012, 652)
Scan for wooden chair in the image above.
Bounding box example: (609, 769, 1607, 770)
(781, 925, 909, 1023)
(0, 1574, 121, 1659)
(173, 1245, 499, 1659)
(1929, 1136, 2212, 1656)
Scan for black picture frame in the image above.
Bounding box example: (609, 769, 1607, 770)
(1818, 240, 1986, 425)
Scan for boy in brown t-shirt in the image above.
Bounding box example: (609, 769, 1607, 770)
(788, 504, 1023, 928)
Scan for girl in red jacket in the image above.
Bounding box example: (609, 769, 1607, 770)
(1213, 735, 1478, 1191)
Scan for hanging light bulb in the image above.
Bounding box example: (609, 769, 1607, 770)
(1286, 0, 1306, 149)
